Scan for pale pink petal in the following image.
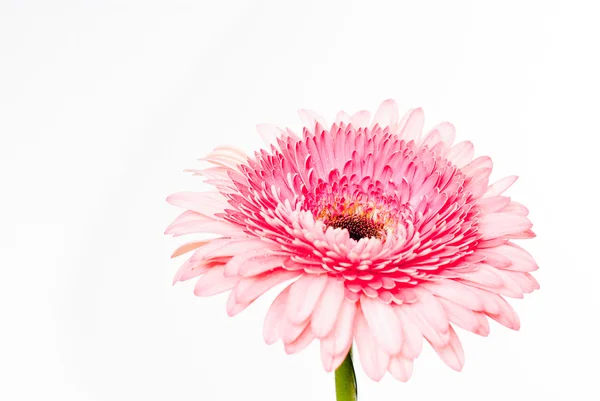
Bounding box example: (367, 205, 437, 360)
(256, 123, 284, 146)
(413, 289, 450, 333)
(230, 270, 300, 315)
(311, 278, 345, 338)
(501, 270, 540, 293)
(238, 255, 288, 277)
(398, 107, 424, 142)
(298, 109, 327, 130)
(470, 248, 512, 268)
(167, 216, 244, 237)
(433, 122, 456, 149)
(420, 128, 442, 150)
(223, 247, 276, 276)
(281, 317, 309, 345)
(173, 259, 210, 284)
(477, 196, 511, 214)
(388, 356, 413, 382)
(446, 141, 474, 168)
(286, 274, 329, 324)
(423, 280, 484, 311)
(464, 287, 520, 330)
(462, 156, 493, 177)
(460, 264, 504, 288)
(284, 324, 315, 354)
(430, 326, 465, 371)
(400, 304, 448, 348)
(479, 213, 533, 240)
(335, 111, 351, 125)
(193, 266, 240, 296)
(361, 295, 403, 355)
(438, 297, 490, 336)
(226, 291, 247, 317)
(200, 147, 246, 169)
(370, 99, 399, 129)
(263, 285, 292, 345)
(394, 307, 423, 359)
(354, 309, 390, 381)
(320, 300, 358, 372)
(188, 238, 239, 262)
(488, 243, 538, 272)
(166, 192, 227, 218)
(484, 175, 518, 197)
(501, 201, 529, 216)
(351, 110, 371, 127)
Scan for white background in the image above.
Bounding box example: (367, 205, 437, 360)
(1, 1, 599, 400)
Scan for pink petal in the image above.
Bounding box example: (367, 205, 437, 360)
(232, 270, 300, 308)
(354, 309, 390, 381)
(286, 274, 329, 324)
(238, 255, 288, 277)
(489, 243, 538, 272)
(256, 123, 285, 146)
(400, 303, 448, 348)
(433, 122, 456, 149)
(205, 239, 271, 260)
(335, 111, 351, 125)
(464, 287, 520, 330)
(462, 156, 493, 177)
(263, 285, 292, 345)
(188, 238, 236, 262)
(398, 107, 424, 142)
(284, 324, 315, 354)
(430, 325, 465, 371)
(281, 317, 309, 345)
(477, 196, 511, 214)
(471, 248, 512, 268)
(460, 264, 504, 288)
(223, 247, 274, 276)
(438, 297, 490, 336)
(371, 99, 399, 129)
(423, 280, 484, 311)
(298, 109, 327, 130)
(484, 175, 518, 197)
(394, 307, 423, 359)
(446, 141, 474, 168)
(413, 289, 449, 333)
(361, 295, 403, 355)
(501, 271, 540, 293)
(330, 300, 358, 356)
(226, 291, 247, 317)
(320, 300, 358, 371)
(479, 213, 533, 240)
(167, 192, 227, 217)
(173, 259, 210, 284)
(200, 147, 247, 169)
(193, 265, 240, 296)
(388, 356, 413, 382)
(501, 201, 529, 216)
(420, 128, 442, 150)
(167, 217, 243, 237)
(311, 278, 345, 338)
(351, 110, 371, 127)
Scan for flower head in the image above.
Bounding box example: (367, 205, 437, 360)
(166, 100, 538, 382)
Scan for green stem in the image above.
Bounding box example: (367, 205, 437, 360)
(335, 348, 357, 401)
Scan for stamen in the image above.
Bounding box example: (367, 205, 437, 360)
(328, 214, 383, 241)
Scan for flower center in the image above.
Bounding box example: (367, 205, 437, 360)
(327, 214, 383, 241)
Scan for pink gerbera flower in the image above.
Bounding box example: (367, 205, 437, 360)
(166, 100, 538, 384)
